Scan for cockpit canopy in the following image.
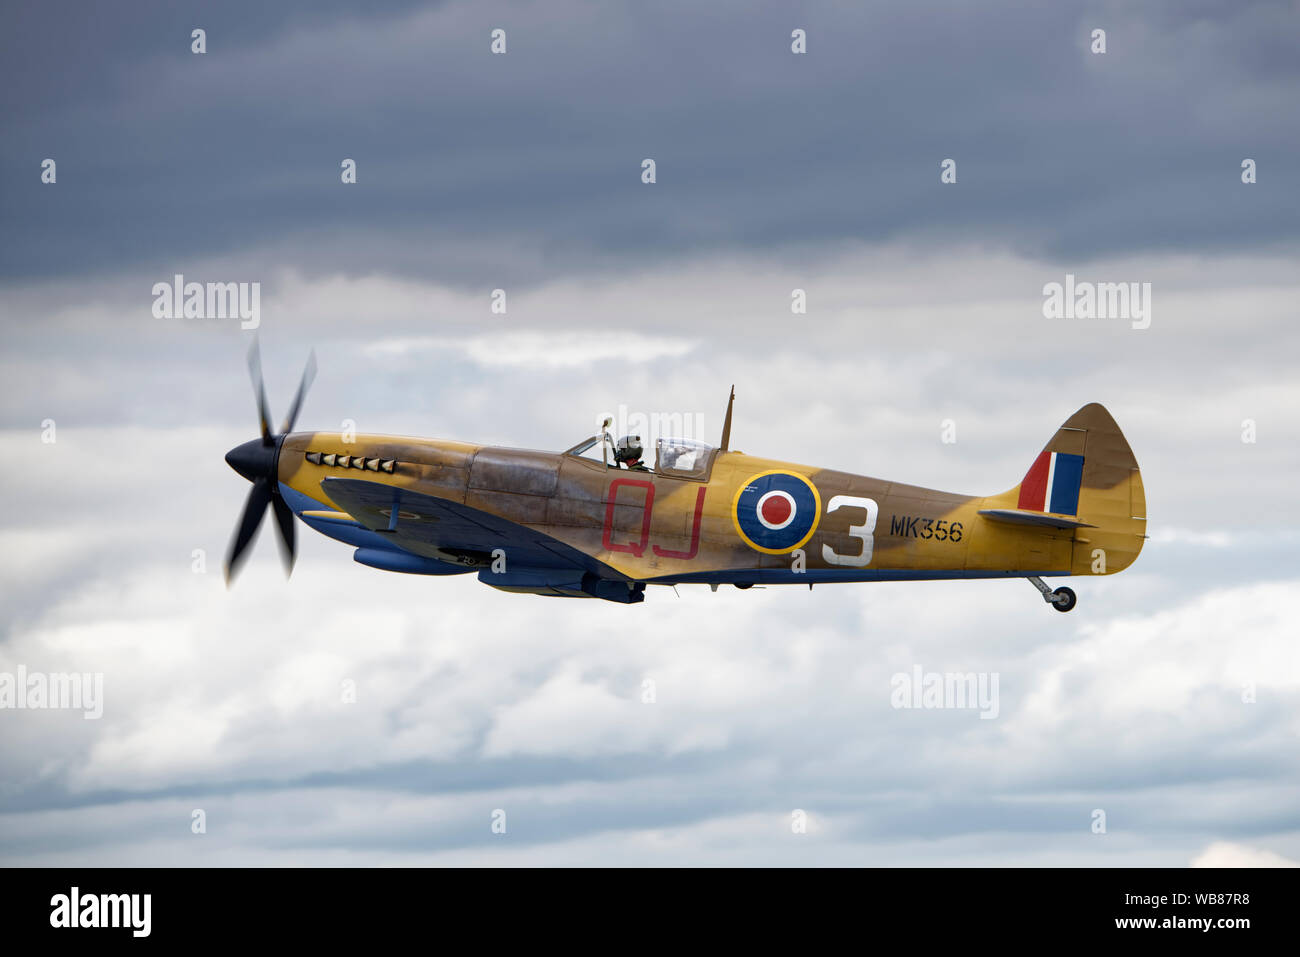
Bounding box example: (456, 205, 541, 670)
(655, 437, 715, 479)
(563, 434, 718, 480)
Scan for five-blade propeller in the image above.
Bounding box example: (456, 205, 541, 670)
(224, 341, 316, 585)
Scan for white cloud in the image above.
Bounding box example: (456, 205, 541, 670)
(362, 331, 697, 368)
(2, 243, 1298, 863)
(1190, 842, 1298, 868)
(1149, 528, 1234, 548)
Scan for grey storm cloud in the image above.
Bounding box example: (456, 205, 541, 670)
(1, 0, 1297, 284)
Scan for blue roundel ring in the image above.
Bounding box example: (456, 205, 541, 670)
(731, 470, 822, 555)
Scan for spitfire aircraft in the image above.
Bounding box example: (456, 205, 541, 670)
(224, 345, 1145, 611)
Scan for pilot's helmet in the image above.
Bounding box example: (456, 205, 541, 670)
(615, 434, 643, 463)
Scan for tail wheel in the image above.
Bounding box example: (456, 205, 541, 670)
(1050, 586, 1077, 613)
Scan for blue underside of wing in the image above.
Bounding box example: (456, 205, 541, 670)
(645, 568, 1071, 585)
(279, 482, 471, 575)
(313, 477, 629, 582)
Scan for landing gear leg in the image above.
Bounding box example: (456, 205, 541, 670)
(1027, 576, 1077, 613)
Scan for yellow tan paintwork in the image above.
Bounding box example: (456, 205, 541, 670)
(275, 403, 1145, 589)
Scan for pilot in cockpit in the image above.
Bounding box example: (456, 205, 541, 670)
(614, 433, 650, 472)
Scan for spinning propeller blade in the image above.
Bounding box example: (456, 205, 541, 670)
(225, 478, 272, 584)
(280, 350, 317, 435)
(223, 341, 314, 585)
(247, 342, 273, 446)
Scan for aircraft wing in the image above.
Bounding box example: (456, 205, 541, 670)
(320, 476, 630, 582)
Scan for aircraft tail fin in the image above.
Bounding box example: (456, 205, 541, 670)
(991, 403, 1146, 575)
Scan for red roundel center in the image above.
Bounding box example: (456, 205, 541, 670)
(761, 495, 792, 526)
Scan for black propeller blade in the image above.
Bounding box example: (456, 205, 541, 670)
(280, 350, 317, 435)
(225, 478, 272, 584)
(223, 341, 315, 585)
(247, 341, 273, 447)
(271, 493, 297, 575)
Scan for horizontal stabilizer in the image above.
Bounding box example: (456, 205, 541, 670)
(978, 509, 1096, 530)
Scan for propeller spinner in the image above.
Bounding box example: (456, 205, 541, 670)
(224, 341, 316, 585)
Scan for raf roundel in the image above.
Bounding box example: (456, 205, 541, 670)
(731, 470, 822, 554)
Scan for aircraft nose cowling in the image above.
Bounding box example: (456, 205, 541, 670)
(225, 438, 277, 483)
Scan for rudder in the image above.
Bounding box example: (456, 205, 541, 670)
(1010, 403, 1146, 575)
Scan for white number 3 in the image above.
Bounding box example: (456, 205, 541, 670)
(822, 495, 879, 567)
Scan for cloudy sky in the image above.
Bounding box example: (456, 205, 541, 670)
(1, 0, 1297, 866)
